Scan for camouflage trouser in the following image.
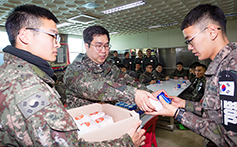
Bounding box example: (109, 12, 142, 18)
(66, 95, 93, 109)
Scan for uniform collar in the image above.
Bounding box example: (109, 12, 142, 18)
(205, 42, 236, 76)
(81, 54, 112, 74)
(3, 52, 54, 85)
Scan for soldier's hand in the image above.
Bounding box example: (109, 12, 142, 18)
(127, 120, 146, 147)
(135, 90, 156, 112)
(146, 95, 177, 117)
(169, 96, 186, 108)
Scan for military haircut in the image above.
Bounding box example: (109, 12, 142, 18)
(176, 62, 183, 66)
(138, 50, 143, 54)
(189, 62, 201, 69)
(146, 49, 151, 52)
(196, 64, 207, 71)
(156, 63, 163, 68)
(124, 51, 129, 56)
(118, 64, 126, 69)
(113, 50, 118, 53)
(145, 63, 152, 68)
(5, 4, 58, 46)
(83, 25, 110, 47)
(181, 4, 226, 35)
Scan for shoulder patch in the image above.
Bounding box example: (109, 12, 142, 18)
(17, 92, 50, 119)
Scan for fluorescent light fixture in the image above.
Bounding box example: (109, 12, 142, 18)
(148, 22, 179, 29)
(109, 32, 119, 35)
(82, 2, 99, 9)
(101, 0, 146, 14)
(57, 22, 72, 28)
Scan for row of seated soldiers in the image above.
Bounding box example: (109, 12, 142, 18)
(118, 61, 207, 102)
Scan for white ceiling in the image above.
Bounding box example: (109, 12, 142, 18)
(0, 0, 236, 36)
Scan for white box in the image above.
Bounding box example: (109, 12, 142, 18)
(67, 103, 139, 141)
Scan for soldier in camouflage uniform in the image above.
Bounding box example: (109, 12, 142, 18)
(179, 64, 207, 102)
(139, 63, 157, 86)
(0, 5, 145, 146)
(152, 63, 170, 81)
(64, 25, 158, 113)
(148, 4, 237, 147)
(169, 62, 189, 80)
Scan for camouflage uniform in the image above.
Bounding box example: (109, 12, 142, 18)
(0, 47, 134, 146)
(179, 76, 206, 102)
(189, 72, 196, 83)
(64, 53, 150, 108)
(54, 81, 67, 104)
(151, 70, 167, 81)
(122, 58, 133, 70)
(139, 71, 155, 86)
(169, 69, 189, 79)
(182, 43, 237, 146)
(135, 69, 144, 79)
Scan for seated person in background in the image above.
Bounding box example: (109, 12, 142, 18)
(110, 50, 121, 67)
(179, 64, 207, 102)
(135, 62, 144, 79)
(139, 63, 157, 85)
(122, 51, 133, 70)
(152, 63, 169, 81)
(64, 25, 158, 113)
(188, 62, 200, 83)
(0, 5, 145, 146)
(169, 62, 189, 80)
(118, 64, 136, 79)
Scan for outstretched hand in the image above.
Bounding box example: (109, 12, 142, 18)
(127, 120, 146, 147)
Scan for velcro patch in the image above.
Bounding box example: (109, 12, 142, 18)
(17, 92, 50, 119)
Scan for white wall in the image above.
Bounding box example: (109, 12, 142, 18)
(110, 19, 237, 50)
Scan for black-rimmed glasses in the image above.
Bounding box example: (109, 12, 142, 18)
(26, 28, 60, 44)
(90, 43, 111, 51)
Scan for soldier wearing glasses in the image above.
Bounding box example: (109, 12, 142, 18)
(64, 25, 158, 114)
(148, 4, 237, 147)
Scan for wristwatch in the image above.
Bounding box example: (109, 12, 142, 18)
(175, 108, 185, 122)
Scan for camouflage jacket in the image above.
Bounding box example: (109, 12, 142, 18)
(151, 70, 167, 81)
(64, 53, 150, 108)
(169, 68, 189, 79)
(179, 76, 206, 102)
(0, 51, 134, 146)
(183, 43, 237, 147)
(139, 71, 154, 86)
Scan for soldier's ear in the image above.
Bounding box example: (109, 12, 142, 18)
(207, 25, 219, 41)
(18, 28, 30, 45)
(85, 43, 89, 50)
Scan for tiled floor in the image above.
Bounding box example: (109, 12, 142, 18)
(155, 126, 204, 147)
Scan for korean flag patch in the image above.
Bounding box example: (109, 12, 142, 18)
(17, 92, 50, 119)
(219, 81, 235, 96)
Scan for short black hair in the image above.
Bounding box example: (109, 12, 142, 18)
(118, 64, 126, 69)
(124, 51, 129, 56)
(5, 4, 58, 46)
(83, 25, 110, 47)
(176, 62, 183, 66)
(138, 50, 143, 54)
(145, 63, 152, 68)
(135, 62, 141, 65)
(113, 50, 118, 53)
(156, 63, 163, 68)
(189, 62, 200, 69)
(146, 49, 151, 52)
(196, 64, 207, 71)
(181, 4, 226, 35)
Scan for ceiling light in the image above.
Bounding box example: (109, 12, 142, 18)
(82, 2, 99, 9)
(57, 22, 72, 28)
(109, 32, 119, 35)
(148, 22, 179, 29)
(68, 14, 98, 24)
(101, 0, 146, 14)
